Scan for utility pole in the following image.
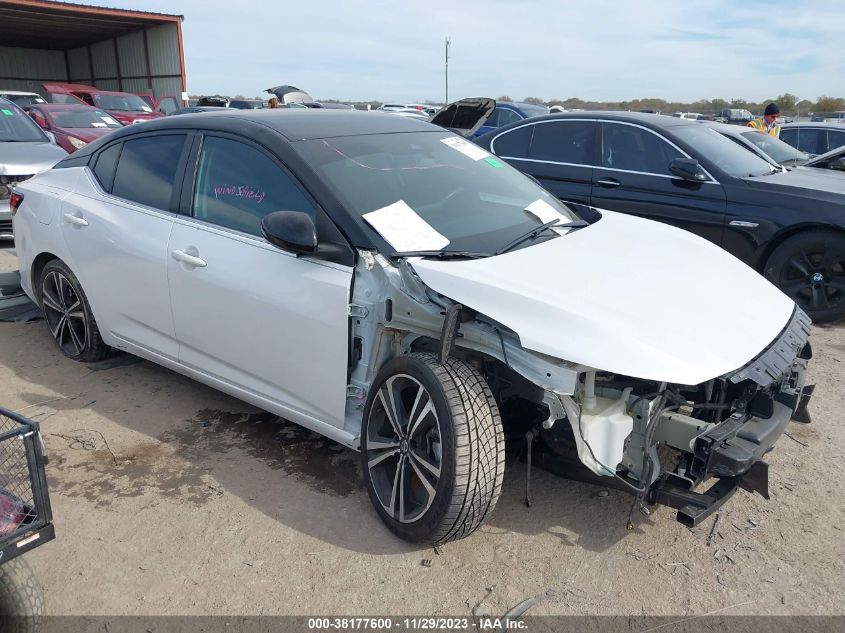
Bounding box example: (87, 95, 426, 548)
(445, 37, 451, 104)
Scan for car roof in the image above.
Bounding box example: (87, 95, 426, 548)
(782, 122, 845, 128)
(82, 109, 438, 142)
(0, 90, 42, 96)
(518, 111, 700, 128)
(699, 121, 751, 135)
(28, 103, 99, 111)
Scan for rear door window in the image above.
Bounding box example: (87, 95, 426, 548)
(497, 108, 522, 126)
(527, 120, 593, 165)
(191, 136, 315, 236)
(111, 135, 186, 210)
(492, 124, 534, 158)
(483, 108, 501, 128)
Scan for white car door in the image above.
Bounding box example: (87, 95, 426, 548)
(166, 134, 352, 431)
(59, 134, 189, 360)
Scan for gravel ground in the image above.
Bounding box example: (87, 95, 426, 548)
(1, 246, 843, 617)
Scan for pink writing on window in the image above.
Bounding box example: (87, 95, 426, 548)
(213, 184, 266, 203)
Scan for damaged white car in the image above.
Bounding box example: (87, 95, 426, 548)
(11, 110, 812, 544)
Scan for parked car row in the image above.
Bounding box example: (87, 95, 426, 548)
(446, 107, 845, 323)
(0, 98, 68, 240)
(10, 109, 814, 544)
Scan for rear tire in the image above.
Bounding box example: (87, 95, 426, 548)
(0, 557, 45, 633)
(38, 259, 109, 362)
(764, 230, 845, 323)
(361, 352, 505, 544)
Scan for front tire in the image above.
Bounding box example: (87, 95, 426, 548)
(765, 230, 845, 323)
(38, 259, 109, 362)
(361, 353, 505, 544)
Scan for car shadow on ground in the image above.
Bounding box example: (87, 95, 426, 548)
(0, 320, 649, 556)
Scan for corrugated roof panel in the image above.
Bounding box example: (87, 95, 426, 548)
(151, 76, 181, 100)
(117, 30, 146, 78)
(0, 45, 65, 80)
(121, 77, 151, 95)
(67, 47, 90, 82)
(146, 23, 180, 76)
(95, 78, 119, 91)
(90, 39, 117, 79)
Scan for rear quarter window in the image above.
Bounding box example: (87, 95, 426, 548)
(92, 143, 121, 192)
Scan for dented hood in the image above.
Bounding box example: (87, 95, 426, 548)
(410, 210, 795, 385)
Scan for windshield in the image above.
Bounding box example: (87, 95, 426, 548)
(673, 125, 776, 177)
(1, 93, 46, 107)
(0, 104, 47, 142)
(738, 131, 808, 164)
(93, 93, 152, 112)
(49, 109, 122, 129)
(297, 131, 578, 254)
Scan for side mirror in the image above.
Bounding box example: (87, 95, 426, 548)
(829, 157, 845, 172)
(261, 211, 317, 255)
(44, 131, 57, 144)
(669, 157, 707, 181)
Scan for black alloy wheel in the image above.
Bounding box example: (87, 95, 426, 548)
(766, 231, 845, 323)
(38, 260, 109, 362)
(361, 353, 505, 544)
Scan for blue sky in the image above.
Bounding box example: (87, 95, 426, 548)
(78, 0, 844, 103)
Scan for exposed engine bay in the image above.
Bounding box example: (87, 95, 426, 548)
(345, 250, 813, 527)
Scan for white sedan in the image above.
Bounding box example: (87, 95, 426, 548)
(11, 109, 811, 543)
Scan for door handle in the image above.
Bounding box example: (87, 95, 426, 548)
(729, 220, 759, 228)
(171, 249, 207, 268)
(596, 178, 621, 188)
(63, 212, 88, 227)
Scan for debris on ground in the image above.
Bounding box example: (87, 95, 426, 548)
(707, 513, 722, 546)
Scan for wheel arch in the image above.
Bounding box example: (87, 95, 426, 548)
(759, 222, 845, 272)
(30, 252, 62, 302)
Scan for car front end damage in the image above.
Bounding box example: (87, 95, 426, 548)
(541, 306, 812, 527)
(345, 245, 813, 528)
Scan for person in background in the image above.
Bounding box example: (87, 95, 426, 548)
(747, 102, 781, 137)
(268, 97, 280, 109)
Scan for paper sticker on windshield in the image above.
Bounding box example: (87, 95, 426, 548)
(525, 199, 568, 225)
(101, 116, 119, 125)
(440, 136, 492, 161)
(484, 157, 504, 168)
(363, 200, 450, 252)
(91, 122, 107, 128)
(1, 109, 13, 116)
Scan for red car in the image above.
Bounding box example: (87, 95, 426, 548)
(42, 82, 164, 126)
(26, 104, 123, 153)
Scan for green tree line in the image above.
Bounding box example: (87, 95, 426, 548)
(508, 93, 845, 115)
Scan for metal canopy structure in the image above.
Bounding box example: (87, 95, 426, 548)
(0, 0, 182, 49)
(0, 0, 186, 102)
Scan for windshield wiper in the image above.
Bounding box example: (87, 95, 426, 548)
(392, 250, 492, 260)
(495, 219, 588, 255)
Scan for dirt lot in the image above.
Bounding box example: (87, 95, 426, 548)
(1, 246, 843, 617)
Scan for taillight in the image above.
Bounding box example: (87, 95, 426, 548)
(9, 191, 24, 215)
